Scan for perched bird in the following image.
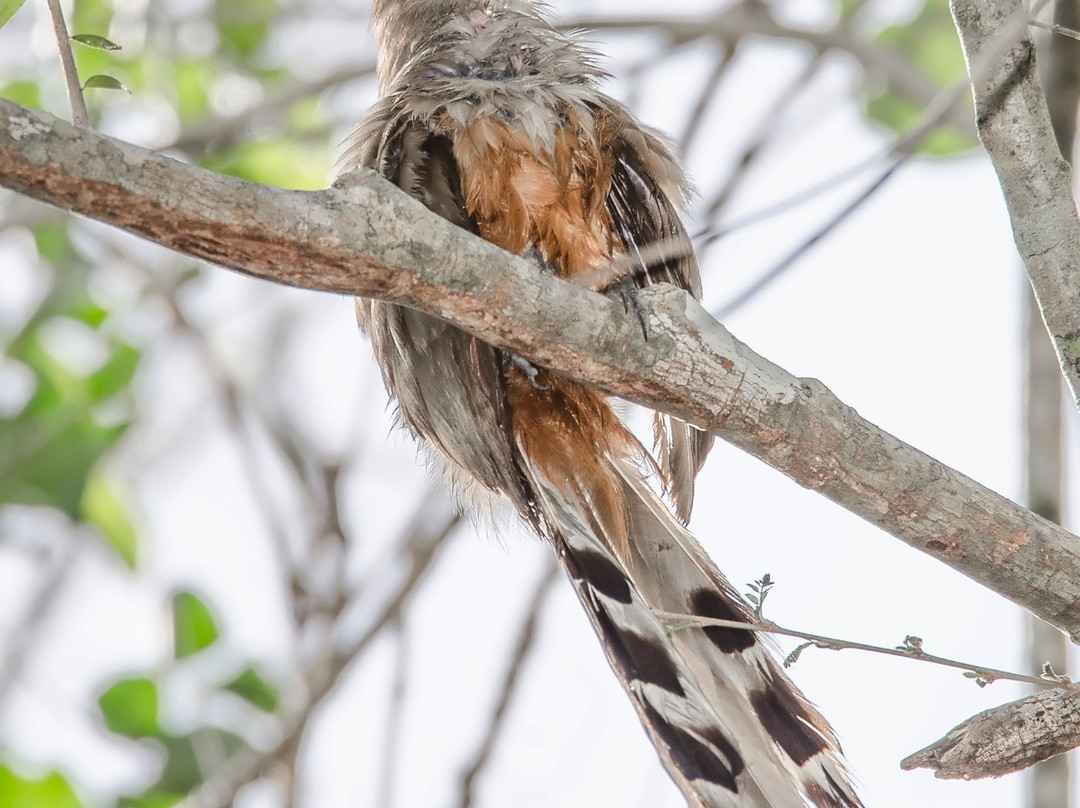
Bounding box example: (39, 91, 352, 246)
(335, 2, 862, 805)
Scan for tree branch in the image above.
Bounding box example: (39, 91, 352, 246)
(951, 0, 1080, 411)
(901, 686, 1080, 779)
(562, 5, 977, 138)
(3, 98, 1080, 639)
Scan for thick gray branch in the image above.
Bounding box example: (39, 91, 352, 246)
(951, 0, 1080, 410)
(3, 99, 1080, 638)
(901, 687, 1080, 779)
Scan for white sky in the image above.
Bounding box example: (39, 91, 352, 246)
(2, 1, 1079, 808)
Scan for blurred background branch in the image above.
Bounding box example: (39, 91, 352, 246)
(0, 2, 1076, 808)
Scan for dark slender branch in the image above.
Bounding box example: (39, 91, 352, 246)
(677, 44, 737, 160)
(177, 506, 460, 808)
(165, 63, 377, 153)
(0, 541, 78, 713)
(701, 52, 825, 222)
(711, 157, 904, 319)
(562, 7, 976, 137)
(454, 560, 559, 808)
(375, 620, 408, 808)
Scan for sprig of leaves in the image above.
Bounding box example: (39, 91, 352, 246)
(745, 573, 774, 621)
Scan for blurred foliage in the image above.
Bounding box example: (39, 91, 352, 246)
(0, 766, 84, 808)
(856, 0, 976, 155)
(172, 591, 220, 658)
(0, 0, 27, 30)
(0, 0, 311, 803)
(0, 0, 982, 805)
(93, 592, 278, 807)
(0, 220, 140, 566)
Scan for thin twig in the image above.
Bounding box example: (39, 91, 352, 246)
(677, 44, 737, 160)
(177, 507, 460, 808)
(562, 7, 976, 137)
(654, 610, 1071, 690)
(454, 559, 559, 808)
(374, 619, 408, 808)
(165, 63, 376, 152)
(0, 539, 79, 715)
(161, 289, 303, 623)
(45, 0, 89, 127)
(698, 0, 1046, 316)
(702, 52, 826, 221)
(710, 157, 904, 318)
(1030, 18, 1080, 42)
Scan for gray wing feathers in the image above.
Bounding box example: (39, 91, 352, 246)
(606, 121, 714, 522)
(339, 113, 533, 517)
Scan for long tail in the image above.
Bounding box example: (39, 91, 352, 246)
(510, 380, 861, 808)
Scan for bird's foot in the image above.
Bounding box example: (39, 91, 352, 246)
(605, 276, 649, 341)
(505, 352, 550, 390)
(523, 247, 557, 275)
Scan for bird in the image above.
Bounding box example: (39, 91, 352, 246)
(334, 2, 862, 806)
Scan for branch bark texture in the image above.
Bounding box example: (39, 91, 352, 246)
(901, 687, 1080, 779)
(951, 0, 1080, 411)
(3, 99, 1080, 637)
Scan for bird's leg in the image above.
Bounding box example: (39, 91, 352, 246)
(503, 247, 554, 391)
(523, 246, 557, 275)
(605, 275, 650, 341)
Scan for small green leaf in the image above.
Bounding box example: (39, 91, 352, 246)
(0, 766, 84, 808)
(117, 794, 183, 808)
(172, 591, 219, 658)
(71, 33, 121, 50)
(81, 74, 130, 93)
(80, 468, 138, 569)
(99, 677, 161, 738)
(223, 667, 279, 712)
(0, 0, 28, 30)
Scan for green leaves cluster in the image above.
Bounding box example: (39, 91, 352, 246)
(0, 221, 142, 567)
(0, 766, 84, 808)
(94, 591, 280, 808)
(853, 0, 976, 155)
(0, 1, 328, 803)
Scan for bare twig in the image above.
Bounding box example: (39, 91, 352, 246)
(710, 156, 904, 318)
(45, 0, 88, 128)
(563, 6, 976, 137)
(654, 610, 1070, 691)
(454, 560, 559, 808)
(1030, 18, 1080, 42)
(177, 506, 460, 808)
(677, 44, 737, 160)
(701, 53, 826, 221)
(157, 284, 304, 626)
(165, 63, 377, 153)
(374, 621, 408, 808)
(902, 687, 1080, 779)
(0, 540, 79, 714)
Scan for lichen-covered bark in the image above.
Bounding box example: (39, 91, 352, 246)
(951, 0, 1080, 411)
(902, 687, 1080, 779)
(3, 97, 1080, 639)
